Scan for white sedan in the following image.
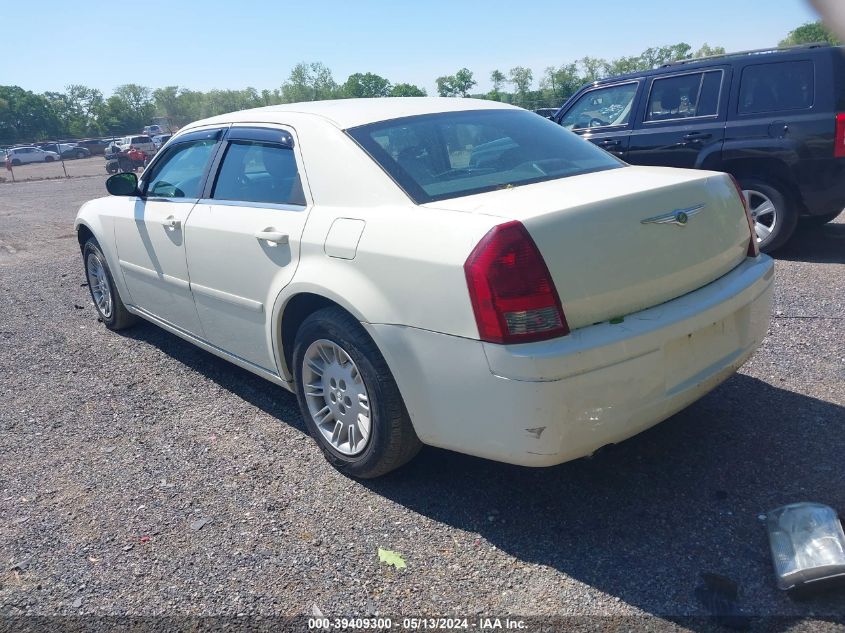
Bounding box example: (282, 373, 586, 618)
(75, 98, 774, 478)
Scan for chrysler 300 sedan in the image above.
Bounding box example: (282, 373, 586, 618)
(75, 98, 774, 478)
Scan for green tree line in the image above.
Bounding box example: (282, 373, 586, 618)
(1, 20, 837, 145)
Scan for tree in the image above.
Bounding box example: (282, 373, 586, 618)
(0, 85, 61, 143)
(281, 62, 338, 102)
(436, 68, 476, 97)
(779, 20, 840, 47)
(390, 83, 426, 97)
(694, 43, 726, 58)
(508, 66, 533, 105)
(540, 63, 580, 105)
(342, 72, 392, 98)
(578, 56, 606, 84)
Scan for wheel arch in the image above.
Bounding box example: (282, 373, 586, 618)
(274, 287, 378, 383)
(717, 157, 805, 213)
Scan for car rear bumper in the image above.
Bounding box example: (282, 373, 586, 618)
(367, 255, 774, 467)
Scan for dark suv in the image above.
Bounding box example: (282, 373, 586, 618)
(553, 44, 845, 251)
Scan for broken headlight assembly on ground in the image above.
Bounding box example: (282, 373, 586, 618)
(766, 502, 845, 591)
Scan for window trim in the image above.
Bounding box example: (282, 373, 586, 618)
(560, 80, 642, 131)
(642, 69, 725, 125)
(139, 127, 227, 201)
(735, 59, 815, 117)
(203, 126, 307, 208)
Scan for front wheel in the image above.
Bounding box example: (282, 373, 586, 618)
(739, 179, 797, 253)
(76, 150, 86, 159)
(83, 239, 137, 330)
(292, 307, 421, 478)
(11, 158, 21, 166)
(45, 156, 54, 162)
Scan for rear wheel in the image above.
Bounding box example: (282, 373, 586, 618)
(83, 238, 137, 330)
(76, 150, 86, 159)
(292, 307, 421, 478)
(45, 156, 54, 162)
(739, 179, 796, 253)
(11, 158, 21, 167)
(801, 210, 842, 226)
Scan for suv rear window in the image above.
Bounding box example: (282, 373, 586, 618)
(132, 136, 152, 144)
(739, 60, 814, 114)
(348, 109, 622, 204)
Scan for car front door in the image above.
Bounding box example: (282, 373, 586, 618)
(184, 126, 310, 373)
(112, 128, 224, 335)
(557, 80, 641, 159)
(626, 68, 729, 168)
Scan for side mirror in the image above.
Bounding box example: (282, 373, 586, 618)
(106, 172, 139, 196)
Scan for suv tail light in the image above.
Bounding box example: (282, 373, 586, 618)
(835, 113, 845, 159)
(464, 221, 569, 344)
(729, 175, 759, 257)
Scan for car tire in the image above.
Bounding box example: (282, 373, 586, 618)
(11, 158, 21, 166)
(292, 306, 422, 478)
(800, 209, 842, 226)
(76, 150, 86, 159)
(82, 238, 137, 331)
(739, 178, 797, 253)
(45, 156, 54, 162)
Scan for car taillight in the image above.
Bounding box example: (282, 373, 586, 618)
(728, 174, 759, 257)
(464, 220, 569, 344)
(835, 113, 845, 159)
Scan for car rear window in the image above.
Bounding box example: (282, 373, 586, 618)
(738, 60, 814, 114)
(348, 109, 622, 204)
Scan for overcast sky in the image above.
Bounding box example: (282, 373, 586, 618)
(2, 0, 819, 96)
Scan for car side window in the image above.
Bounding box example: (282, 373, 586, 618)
(645, 71, 722, 122)
(559, 82, 639, 130)
(738, 60, 814, 114)
(144, 140, 217, 199)
(211, 141, 306, 206)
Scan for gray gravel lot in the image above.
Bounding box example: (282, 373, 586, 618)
(0, 176, 843, 629)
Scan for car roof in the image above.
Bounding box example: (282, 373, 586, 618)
(187, 97, 522, 131)
(585, 43, 844, 87)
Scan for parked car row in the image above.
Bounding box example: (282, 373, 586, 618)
(4, 130, 170, 165)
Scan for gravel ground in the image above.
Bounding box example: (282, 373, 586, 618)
(0, 176, 843, 630)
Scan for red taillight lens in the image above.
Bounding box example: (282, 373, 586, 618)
(729, 175, 759, 257)
(835, 113, 845, 159)
(464, 220, 569, 344)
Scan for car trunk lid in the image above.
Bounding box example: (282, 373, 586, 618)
(426, 165, 751, 331)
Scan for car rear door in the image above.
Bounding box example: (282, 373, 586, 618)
(112, 128, 224, 335)
(627, 67, 729, 168)
(557, 80, 642, 159)
(184, 125, 311, 373)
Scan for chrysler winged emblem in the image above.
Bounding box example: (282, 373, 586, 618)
(640, 203, 705, 227)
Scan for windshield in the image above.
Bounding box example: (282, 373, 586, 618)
(347, 109, 622, 204)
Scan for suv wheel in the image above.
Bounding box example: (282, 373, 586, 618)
(83, 238, 137, 330)
(739, 179, 797, 253)
(292, 307, 421, 478)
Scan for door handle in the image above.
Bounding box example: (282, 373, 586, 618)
(682, 132, 712, 141)
(255, 229, 289, 245)
(595, 139, 621, 147)
(162, 216, 181, 230)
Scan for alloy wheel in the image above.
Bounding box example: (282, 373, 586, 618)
(743, 189, 777, 245)
(302, 339, 372, 456)
(86, 253, 113, 319)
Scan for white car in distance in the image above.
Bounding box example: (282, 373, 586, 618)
(6, 146, 60, 165)
(75, 98, 774, 478)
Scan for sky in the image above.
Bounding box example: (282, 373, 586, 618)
(1, 0, 819, 96)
